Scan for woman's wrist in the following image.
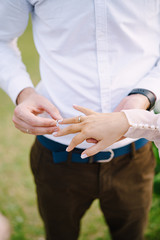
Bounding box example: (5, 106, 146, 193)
(119, 111, 130, 135)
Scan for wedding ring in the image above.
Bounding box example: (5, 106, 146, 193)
(56, 120, 59, 127)
(78, 115, 82, 123)
(56, 120, 62, 127)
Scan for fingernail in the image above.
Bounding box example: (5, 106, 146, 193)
(58, 119, 63, 123)
(53, 132, 58, 136)
(73, 104, 78, 107)
(81, 154, 88, 159)
(66, 147, 69, 152)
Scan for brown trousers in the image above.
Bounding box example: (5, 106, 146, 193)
(30, 138, 156, 240)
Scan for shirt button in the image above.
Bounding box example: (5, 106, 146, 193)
(144, 124, 149, 129)
(139, 123, 144, 129)
(132, 123, 138, 128)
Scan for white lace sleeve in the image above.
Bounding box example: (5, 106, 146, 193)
(122, 109, 160, 150)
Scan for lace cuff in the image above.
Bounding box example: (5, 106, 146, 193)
(121, 109, 160, 150)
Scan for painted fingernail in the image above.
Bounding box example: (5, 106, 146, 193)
(81, 154, 88, 159)
(58, 119, 63, 123)
(53, 132, 58, 136)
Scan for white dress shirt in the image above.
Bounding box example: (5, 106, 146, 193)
(0, 0, 160, 149)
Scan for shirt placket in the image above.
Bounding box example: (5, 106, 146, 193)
(94, 0, 111, 112)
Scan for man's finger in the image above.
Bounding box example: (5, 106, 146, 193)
(14, 122, 59, 135)
(14, 109, 57, 127)
(42, 99, 63, 120)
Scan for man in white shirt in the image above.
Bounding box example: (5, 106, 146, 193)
(0, 1, 160, 239)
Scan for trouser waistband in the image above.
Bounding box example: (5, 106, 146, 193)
(37, 136, 148, 163)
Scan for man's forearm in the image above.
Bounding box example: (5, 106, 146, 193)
(114, 94, 150, 112)
(132, 94, 150, 110)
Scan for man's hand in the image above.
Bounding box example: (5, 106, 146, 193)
(12, 87, 63, 135)
(114, 94, 150, 112)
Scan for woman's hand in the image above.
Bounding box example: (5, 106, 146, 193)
(55, 105, 129, 158)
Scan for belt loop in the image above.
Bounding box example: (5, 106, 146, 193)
(89, 156, 94, 163)
(131, 142, 136, 159)
(67, 151, 72, 163)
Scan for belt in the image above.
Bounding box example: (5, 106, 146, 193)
(37, 136, 148, 164)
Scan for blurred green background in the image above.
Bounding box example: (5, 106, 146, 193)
(0, 17, 160, 240)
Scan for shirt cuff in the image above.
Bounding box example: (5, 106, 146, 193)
(7, 74, 34, 104)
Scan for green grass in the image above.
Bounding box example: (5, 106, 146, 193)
(0, 16, 160, 240)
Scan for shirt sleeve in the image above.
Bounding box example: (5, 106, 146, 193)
(0, 0, 34, 104)
(122, 109, 160, 151)
(134, 58, 160, 100)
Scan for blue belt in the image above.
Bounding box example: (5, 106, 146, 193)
(37, 136, 148, 164)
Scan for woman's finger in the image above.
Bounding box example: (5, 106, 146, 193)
(60, 115, 86, 125)
(81, 141, 106, 158)
(86, 138, 98, 143)
(54, 124, 82, 137)
(73, 104, 95, 116)
(66, 133, 85, 152)
(60, 105, 96, 125)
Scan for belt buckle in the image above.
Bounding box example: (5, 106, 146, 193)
(97, 149, 114, 163)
